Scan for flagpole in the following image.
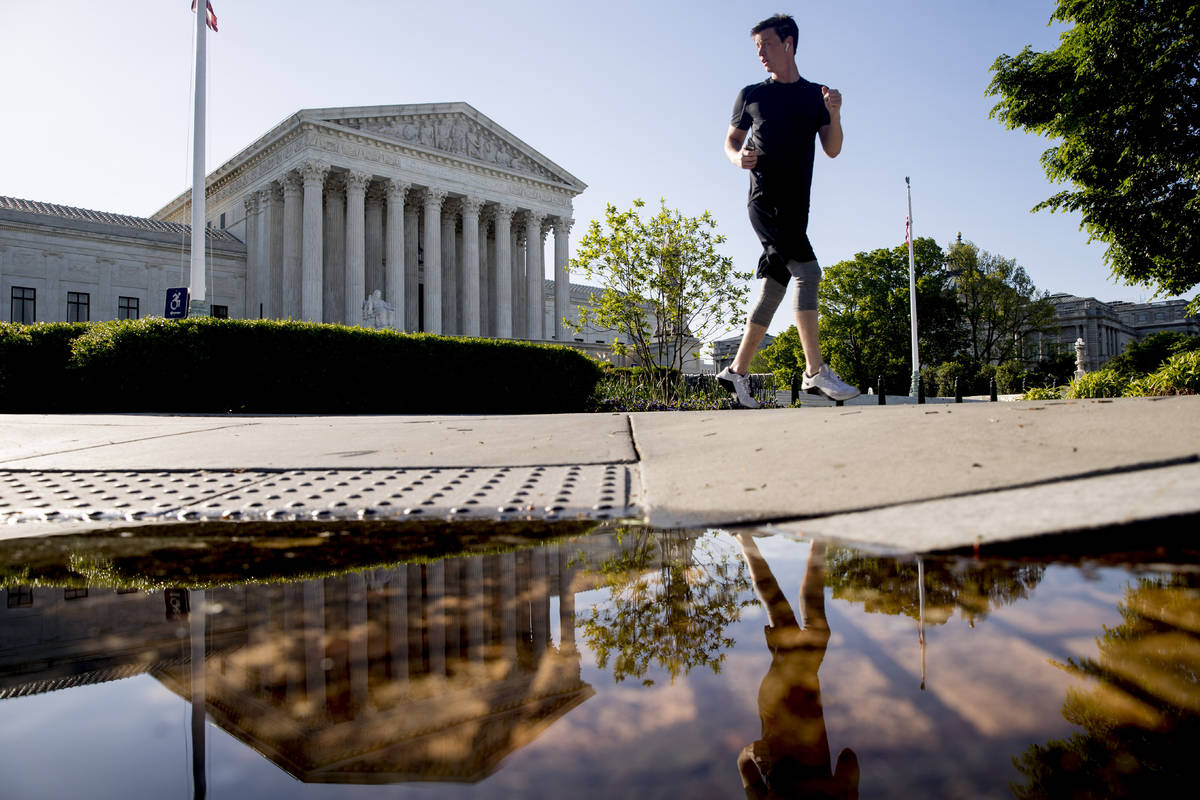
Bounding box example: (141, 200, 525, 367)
(906, 177, 920, 396)
(188, 1, 209, 317)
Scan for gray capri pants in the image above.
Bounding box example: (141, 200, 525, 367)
(748, 259, 821, 327)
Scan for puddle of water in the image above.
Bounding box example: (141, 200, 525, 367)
(1, 523, 1198, 798)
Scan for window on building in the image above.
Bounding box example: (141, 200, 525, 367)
(219, 212, 226, 229)
(118, 296, 140, 320)
(10, 287, 35, 323)
(211, 305, 229, 319)
(67, 291, 90, 322)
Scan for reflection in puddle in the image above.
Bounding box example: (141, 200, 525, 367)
(1, 524, 1198, 798)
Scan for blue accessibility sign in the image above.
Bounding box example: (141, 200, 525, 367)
(165, 287, 189, 319)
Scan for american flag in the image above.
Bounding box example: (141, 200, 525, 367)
(190, 0, 218, 32)
(905, 213, 911, 245)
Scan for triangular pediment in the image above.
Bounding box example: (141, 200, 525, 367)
(307, 103, 585, 193)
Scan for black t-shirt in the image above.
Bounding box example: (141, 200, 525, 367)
(730, 77, 830, 205)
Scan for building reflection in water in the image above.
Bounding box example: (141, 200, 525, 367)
(0, 536, 648, 784)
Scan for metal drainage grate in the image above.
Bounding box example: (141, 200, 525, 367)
(0, 465, 641, 526)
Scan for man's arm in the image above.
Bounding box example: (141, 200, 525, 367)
(725, 125, 757, 169)
(818, 86, 843, 158)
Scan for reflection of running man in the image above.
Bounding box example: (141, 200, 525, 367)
(716, 14, 860, 408)
(736, 535, 859, 799)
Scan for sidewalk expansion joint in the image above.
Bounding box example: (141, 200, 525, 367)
(0, 464, 644, 528)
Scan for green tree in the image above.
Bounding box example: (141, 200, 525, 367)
(988, 0, 1200, 302)
(825, 548, 1045, 627)
(818, 237, 964, 392)
(580, 528, 753, 686)
(947, 238, 1057, 365)
(1013, 573, 1200, 798)
(760, 324, 805, 390)
(569, 200, 752, 398)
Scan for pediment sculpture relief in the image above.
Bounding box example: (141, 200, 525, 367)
(341, 115, 564, 185)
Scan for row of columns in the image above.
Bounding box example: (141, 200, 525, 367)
(240, 161, 574, 340)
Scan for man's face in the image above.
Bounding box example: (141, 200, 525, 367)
(753, 28, 791, 74)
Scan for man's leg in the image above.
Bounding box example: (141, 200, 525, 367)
(794, 309, 824, 373)
(731, 322, 769, 375)
(787, 259, 859, 401)
(718, 276, 788, 408)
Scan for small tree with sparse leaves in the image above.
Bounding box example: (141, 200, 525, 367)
(569, 199, 751, 400)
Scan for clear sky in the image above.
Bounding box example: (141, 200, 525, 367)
(1, 0, 1182, 336)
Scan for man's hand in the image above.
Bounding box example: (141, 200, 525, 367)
(822, 86, 842, 116)
(725, 125, 759, 169)
(736, 142, 758, 170)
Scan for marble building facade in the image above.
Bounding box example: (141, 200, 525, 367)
(155, 102, 585, 341)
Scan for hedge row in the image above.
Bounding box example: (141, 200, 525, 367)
(0, 318, 603, 414)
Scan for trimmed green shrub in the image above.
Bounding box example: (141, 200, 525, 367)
(993, 360, 1027, 394)
(2, 318, 602, 414)
(1105, 332, 1200, 376)
(0, 322, 91, 412)
(1138, 350, 1200, 396)
(1065, 368, 1131, 399)
(1021, 386, 1063, 401)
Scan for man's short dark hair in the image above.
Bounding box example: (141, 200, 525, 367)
(751, 13, 798, 49)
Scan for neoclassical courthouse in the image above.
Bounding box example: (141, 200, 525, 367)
(1, 102, 629, 359)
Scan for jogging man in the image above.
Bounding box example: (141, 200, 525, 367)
(716, 13, 860, 408)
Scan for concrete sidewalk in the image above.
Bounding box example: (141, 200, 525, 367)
(1, 395, 1197, 552)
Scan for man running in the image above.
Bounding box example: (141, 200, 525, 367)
(716, 13, 860, 408)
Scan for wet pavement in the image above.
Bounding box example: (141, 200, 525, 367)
(2, 525, 1198, 798)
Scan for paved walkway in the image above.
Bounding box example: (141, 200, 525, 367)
(1, 395, 1197, 552)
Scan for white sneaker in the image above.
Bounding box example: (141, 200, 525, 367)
(716, 367, 760, 408)
(802, 365, 860, 402)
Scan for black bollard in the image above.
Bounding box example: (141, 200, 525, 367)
(954, 376, 962, 403)
(917, 377, 925, 404)
(990, 377, 998, 402)
(791, 373, 799, 405)
(878, 375, 886, 405)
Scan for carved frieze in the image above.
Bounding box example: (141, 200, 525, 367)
(331, 113, 568, 187)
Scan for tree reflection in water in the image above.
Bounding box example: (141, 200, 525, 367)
(1012, 572, 1200, 798)
(825, 548, 1046, 626)
(579, 527, 754, 686)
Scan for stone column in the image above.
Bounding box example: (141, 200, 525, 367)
(525, 212, 545, 340)
(460, 196, 483, 336)
(243, 191, 260, 319)
(403, 195, 420, 332)
(423, 188, 446, 334)
(302, 578, 326, 708)
(553, 217, 573, 341)
(281, 171, 304, 319)
(347, 573, 369, 713)
(300, 162, 328, 322)
(323, 174, 345, 324)
(513, 219, 526, 338)
(365, 184, 385, 299)
(478, 208, 492, 336)
(264, 183, 283, 319)
(384, 179, 410, 331)
(344, 171, 369, 326)
(387, 568, 409, 686)
(493, 204, 514, 339)
(440, 199, 460, 335)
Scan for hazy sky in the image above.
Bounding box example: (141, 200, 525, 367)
(1, 0, 1180, 335)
